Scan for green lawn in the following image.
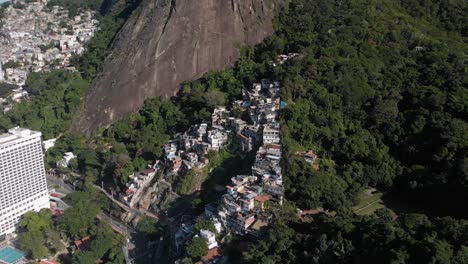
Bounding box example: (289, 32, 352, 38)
(352, 190, 386, 216)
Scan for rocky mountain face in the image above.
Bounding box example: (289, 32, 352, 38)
(74, 0, 278, 134)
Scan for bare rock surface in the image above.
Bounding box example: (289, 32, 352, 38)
(75, 0, 277, 134)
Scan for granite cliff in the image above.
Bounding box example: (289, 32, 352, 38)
(74, 0, 278, 134)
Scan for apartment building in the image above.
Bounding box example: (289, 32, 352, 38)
(0, 127, 49, 235)
(262, 125, 280, 144)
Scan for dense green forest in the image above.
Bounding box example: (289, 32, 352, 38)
(242, 208, 468, 264)
(263, 0, 468, 215)
(0, 0, 466, 263)
(0, 71, 88, 139)
(236, 0, 468, 263)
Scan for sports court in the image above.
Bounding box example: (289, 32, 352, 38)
(0, 247, 25, 264)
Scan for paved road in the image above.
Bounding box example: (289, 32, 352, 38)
(97, 213, 135, 235)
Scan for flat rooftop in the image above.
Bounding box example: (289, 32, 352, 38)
(0, 127, 41, 146)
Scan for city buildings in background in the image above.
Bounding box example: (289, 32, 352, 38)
(0, 0, 98, 112)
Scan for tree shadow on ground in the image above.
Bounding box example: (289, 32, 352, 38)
(199, 151, 256, 206)
(382, 184, 468, 219)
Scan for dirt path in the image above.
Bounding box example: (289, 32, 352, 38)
(354, 199, 380, 213)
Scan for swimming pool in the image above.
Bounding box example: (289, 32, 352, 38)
(0, 247, 25, 264)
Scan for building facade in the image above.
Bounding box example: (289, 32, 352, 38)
(0, 127, 49, 235)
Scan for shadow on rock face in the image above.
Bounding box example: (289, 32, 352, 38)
(74, 0, 279, 135)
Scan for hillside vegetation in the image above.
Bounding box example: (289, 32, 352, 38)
(238, 0, 468, 263)
(269, 0, 468, 215)
(0, 0, 466, 262)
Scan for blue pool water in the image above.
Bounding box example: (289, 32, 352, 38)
(0, 247, 25, 264)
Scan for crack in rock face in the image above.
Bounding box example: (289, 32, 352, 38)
(74, 0, 278, 134)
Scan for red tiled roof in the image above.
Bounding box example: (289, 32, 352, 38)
(201, 247, 221, 262)
(267, 144, 281, 150)
(254, 195, 271, 203)
(142, 168, 155, 175)
(51, 208, 64, 216)
(75, 236, 91, 250)
(302, 209, 321, 215)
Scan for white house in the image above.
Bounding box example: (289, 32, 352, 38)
(42, 138, 57, 152)
(57, 152, 76, 168)
(200, 229, 218, 250)
(207, 130, 228, 150)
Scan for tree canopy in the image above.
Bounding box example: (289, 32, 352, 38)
(186, 236, 208, 259)
(17, 210, 58, 260)
(136, 216, 160, 239)
(61, 191, 102, 238)
(266, 0, 468, 216)
(240, 0, 468, 262)
(244, 210, 468, 264)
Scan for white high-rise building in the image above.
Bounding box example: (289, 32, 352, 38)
(0, 127, 49, 235)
